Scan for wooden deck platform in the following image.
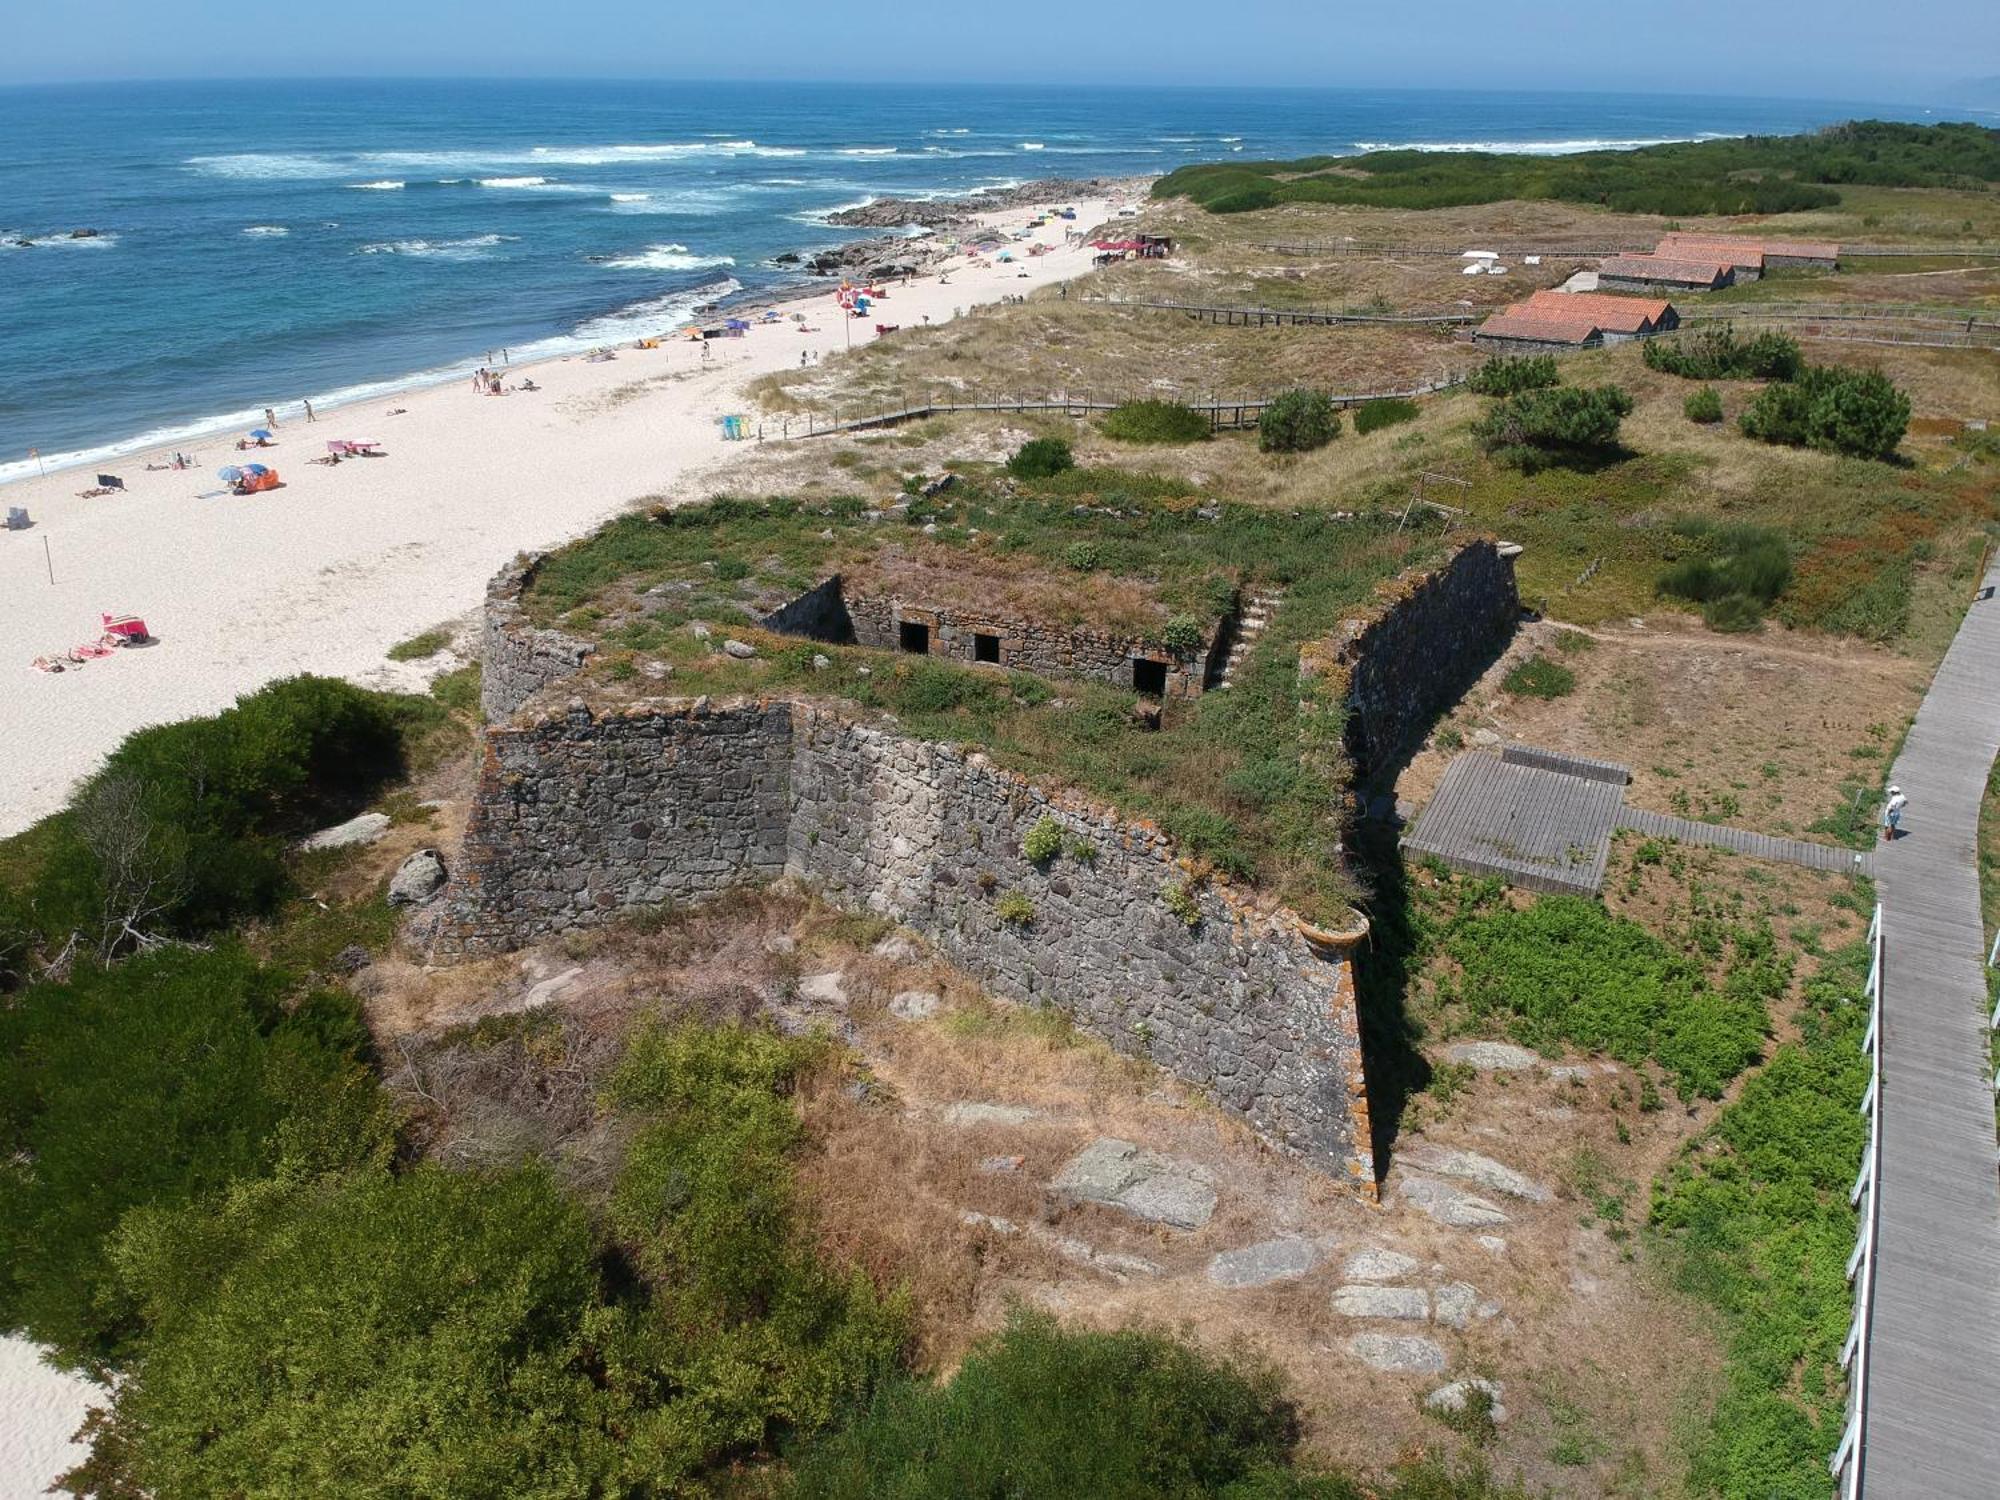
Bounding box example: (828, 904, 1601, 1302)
(1617, 807, 1872, 875)
(1401, 753, 1625, 895)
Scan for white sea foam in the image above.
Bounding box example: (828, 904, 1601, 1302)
(4, 230, 120, 248)
(348, 179, 405, 190)
(357, 233, 515, 260)
(1220, 135, 1243, 142)
(189, 141, 810, 181)
(839, 147, 898, 157)
(241, 224, 290, 236)
(609, 192, 650, 202)
(599, 243, 737, 272)
(567, 277, 742, 343)
(1019, 142, 1046, 151)
(477, 175, 549, 188)
(1350, 132, 1735, 155)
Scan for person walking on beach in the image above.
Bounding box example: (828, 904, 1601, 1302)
(1882, 784, 1908, 841)
(263, 407, 276, 429)
(302, 398, 315, 423)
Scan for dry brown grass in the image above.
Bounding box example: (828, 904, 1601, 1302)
(840, 539, 1174, 636)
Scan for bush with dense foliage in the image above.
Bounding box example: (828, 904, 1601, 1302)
(1465, 354, 1559, 397)
(1658, 522, 1793, 631)
(0, 946, 387, 1370)
(1006, 436, 1074, 479)
(1256, 389, 1340, 453)
(1740, 364, 1910, 460)
(1438, 894, 1777, 1098)
(787, 1312, 1299, 1498)
(1353, 397, 1420, 435)
(1101, 400, 1211, 444)
(1684, 386, 1725, 424)
(11, 676, 423, 957)
(1472, 384, 1633, 472)
(1645, 329, 1803, 382)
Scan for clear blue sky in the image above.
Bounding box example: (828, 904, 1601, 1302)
(1, 0, 1990, 102)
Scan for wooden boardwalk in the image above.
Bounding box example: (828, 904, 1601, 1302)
(1616, 807, 1870, 875)
(1858, 565, 2000, 1497)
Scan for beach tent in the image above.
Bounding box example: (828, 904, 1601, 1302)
(249, 428, 274, 440)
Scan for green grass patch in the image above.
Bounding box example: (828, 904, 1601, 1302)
(1101, 400, 1211, 444)
(385, 629, 450, 662)
(1501, 655, 1576, 699)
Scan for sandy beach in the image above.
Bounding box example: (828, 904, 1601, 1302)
(0, 197, 1118, 838)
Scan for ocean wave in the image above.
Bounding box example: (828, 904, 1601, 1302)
(529, 140, 806, 164)
(1220, 135, 1243, 142)
(569, 277, 742, 343)
(1351, 132, 1734, 155)
(241, 225, 289, 236)
(358, 233, 515, 260)
(188, 141, 812, 182)
(759, 177, 809, 186)
(609, 192, 650, 202)
(348, 179, 405, 190)
(1019, 142, 1046, 151)
(839, 147, 898, 157)
(599, 243, 737, 272)
(927, 127, 971, 136)
(600, 187, 742, 215)
(477, 175, 549, 188)
(3, 230, 119, 249)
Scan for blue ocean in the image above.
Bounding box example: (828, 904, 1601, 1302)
(0, 79, 1930, 478)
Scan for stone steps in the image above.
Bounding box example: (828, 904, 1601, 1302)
(1216, 592, 1283, 691)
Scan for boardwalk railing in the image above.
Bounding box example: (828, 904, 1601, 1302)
(1832, 900, 1885, 1500)
(772, 378, 1465, 439)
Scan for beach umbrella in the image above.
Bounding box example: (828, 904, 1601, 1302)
(218, 466, 244, 483)
(242, 463, 269, 476)
(249, 428, 273, 440)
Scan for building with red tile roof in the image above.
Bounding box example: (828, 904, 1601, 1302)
(1473, 288, 1679, 351)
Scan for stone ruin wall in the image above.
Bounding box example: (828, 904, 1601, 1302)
(1302, 538, 1520, 781)
(481, 553, 597, 723)
(428, 695, 1372, 1184)
(779, 577, 1218, 699)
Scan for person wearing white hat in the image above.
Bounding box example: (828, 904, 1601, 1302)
(1882, 784, 1908, 841)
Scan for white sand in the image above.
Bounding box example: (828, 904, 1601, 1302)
(0, 201, 1115, 837)
(0, 1338, 104, 1499)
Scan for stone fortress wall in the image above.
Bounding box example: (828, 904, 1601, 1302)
(441, 538, 1521, 1185)
(1301, 538, 1521, 781)
(481, 554, 598, 723)
(430, 695, 1372, 1181)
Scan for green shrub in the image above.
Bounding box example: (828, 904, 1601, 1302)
(1162, 614, 1207, 655)
(385, 629, 450, 662)
(1439, 895, 1774, 1098)
(1465, 355, 1559, 396)
(1063, 539, 1102, 571)
(1658, 523, 1792, 631)
(1007, 436, 1075, 479)
(0, 946, 388, 1369)
(430, 663, 482, 714)
(1101, 400, 1210, 444)
(1646, 329, 1803, 381)
(1651, 942, 1870, 1496)
(1257, 389, 1340, 453)
(1473, 384, 1632, 471)
(1501, 655, 1575, 699)
(21, 677, 416, 952)
(1353, 397, 1420, 434)
(1740, 365, 1910, 460)
(1684, 386, 1725, 424)
(785, 1312, 1300, 1499)
(1022, 817, 1065, 864)
(1160, 879, 1203, 928)
(995, 890, 1036, 926)
(896, 662, 972, 715)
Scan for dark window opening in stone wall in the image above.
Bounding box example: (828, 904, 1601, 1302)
(974, 632, 1001, 664)
(1132, 657, 1168, 697)
(899, 621, 930, 655)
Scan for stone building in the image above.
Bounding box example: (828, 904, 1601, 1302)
(757, 571, 1227, 700)
(1473, 288, 1677, 352)
(1594, 254, 1736, 294)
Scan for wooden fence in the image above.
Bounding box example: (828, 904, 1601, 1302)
(770, 378, 1465, 440)
(1253, 239, 2000, 261)
(1078, 295, 1477, 327)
